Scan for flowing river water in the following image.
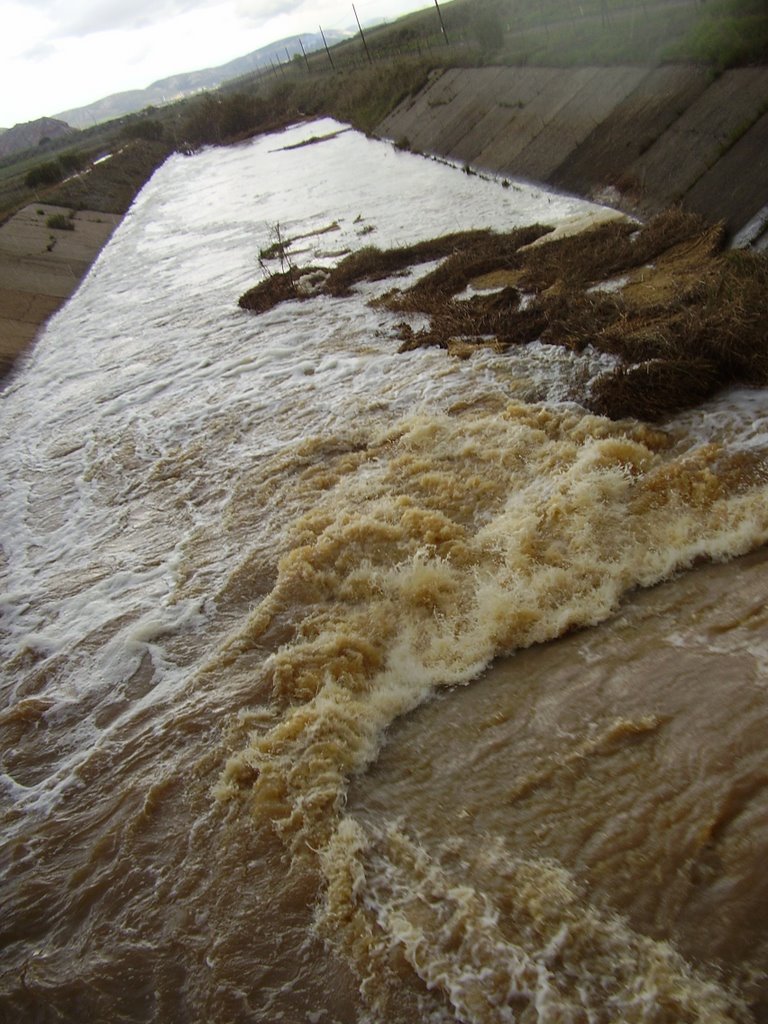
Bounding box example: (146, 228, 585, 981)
(1, 118, 768, 1024)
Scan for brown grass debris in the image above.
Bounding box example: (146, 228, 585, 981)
(238, 267, 309, 313)
(238, 208, 768, 422)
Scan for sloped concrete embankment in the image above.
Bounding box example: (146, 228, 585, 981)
(0, 205, 121, 378)
(376, 65, 768, 244)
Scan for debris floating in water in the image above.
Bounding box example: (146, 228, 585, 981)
(239, 209, 768, 422)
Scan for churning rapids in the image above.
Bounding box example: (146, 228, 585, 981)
(2, 118, 768, 1024)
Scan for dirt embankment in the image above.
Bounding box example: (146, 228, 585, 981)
(0, 204, 120, 380)
(376, 64, 768, 246)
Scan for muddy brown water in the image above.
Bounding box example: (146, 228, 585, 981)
(2, 120, 767, 1024)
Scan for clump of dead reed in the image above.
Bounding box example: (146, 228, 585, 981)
(238, 207, 768, 422)
(379, 210, 768, 420)
(238, 267, 308, 313)
(589, 359, 723, 421)
(516, 209, 720, 292)
(398, 224, 552, 301)
(323, 229, 528, 297)
(238, 225, 551, 314)
(585, 247, 768, 418)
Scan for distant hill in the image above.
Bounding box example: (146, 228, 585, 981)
(0, 117, 75, 159)
(55, 32, 349, 128)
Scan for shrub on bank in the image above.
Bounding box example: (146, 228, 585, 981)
(179, 93, 272, 149)
(24, 151, 85, 190)
(46, 212, 75, 230)
(58, 151, 85, 174)
(120, 118, 165, 142)
(25, 161, 64, 189)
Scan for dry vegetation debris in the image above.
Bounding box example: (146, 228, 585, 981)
(238, 209, 768, 422)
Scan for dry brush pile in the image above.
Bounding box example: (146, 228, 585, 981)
(239, 209, 768, 422)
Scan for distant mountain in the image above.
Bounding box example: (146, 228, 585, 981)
(0, 117, 75, 159)
(55, 32, 349, 128)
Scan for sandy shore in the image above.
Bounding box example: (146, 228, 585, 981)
(0, 204, 121, 379)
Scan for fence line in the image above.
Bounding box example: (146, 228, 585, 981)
(233, 29, 473, 93)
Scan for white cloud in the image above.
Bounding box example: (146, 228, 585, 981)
(233, 0, 306, 22)
(0, 0, 427, 126)
(16, 0, 208, 38)
(1, 2, 53, 57)
(22, 40, 58, 61)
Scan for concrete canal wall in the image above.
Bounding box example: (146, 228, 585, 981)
(376, 64, 768, 244)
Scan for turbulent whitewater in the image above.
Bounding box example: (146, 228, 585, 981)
(1, 119, 768, 1023)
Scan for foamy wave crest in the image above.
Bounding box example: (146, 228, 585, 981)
(319, 821, 751, 1023)
(209, 400, 768, 1018)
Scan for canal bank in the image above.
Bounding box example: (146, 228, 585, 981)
(376, 63, 768, 245)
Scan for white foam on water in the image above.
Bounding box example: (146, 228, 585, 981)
(2, 119, 767, 1022)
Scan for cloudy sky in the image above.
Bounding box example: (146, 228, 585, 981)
(0, 0, 426, 127)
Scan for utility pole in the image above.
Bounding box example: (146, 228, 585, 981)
(298, 38, 310, 73)
(352, 4, 373, 64)
(319, 25, 336, 70)
(434, 0, 449, 45)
